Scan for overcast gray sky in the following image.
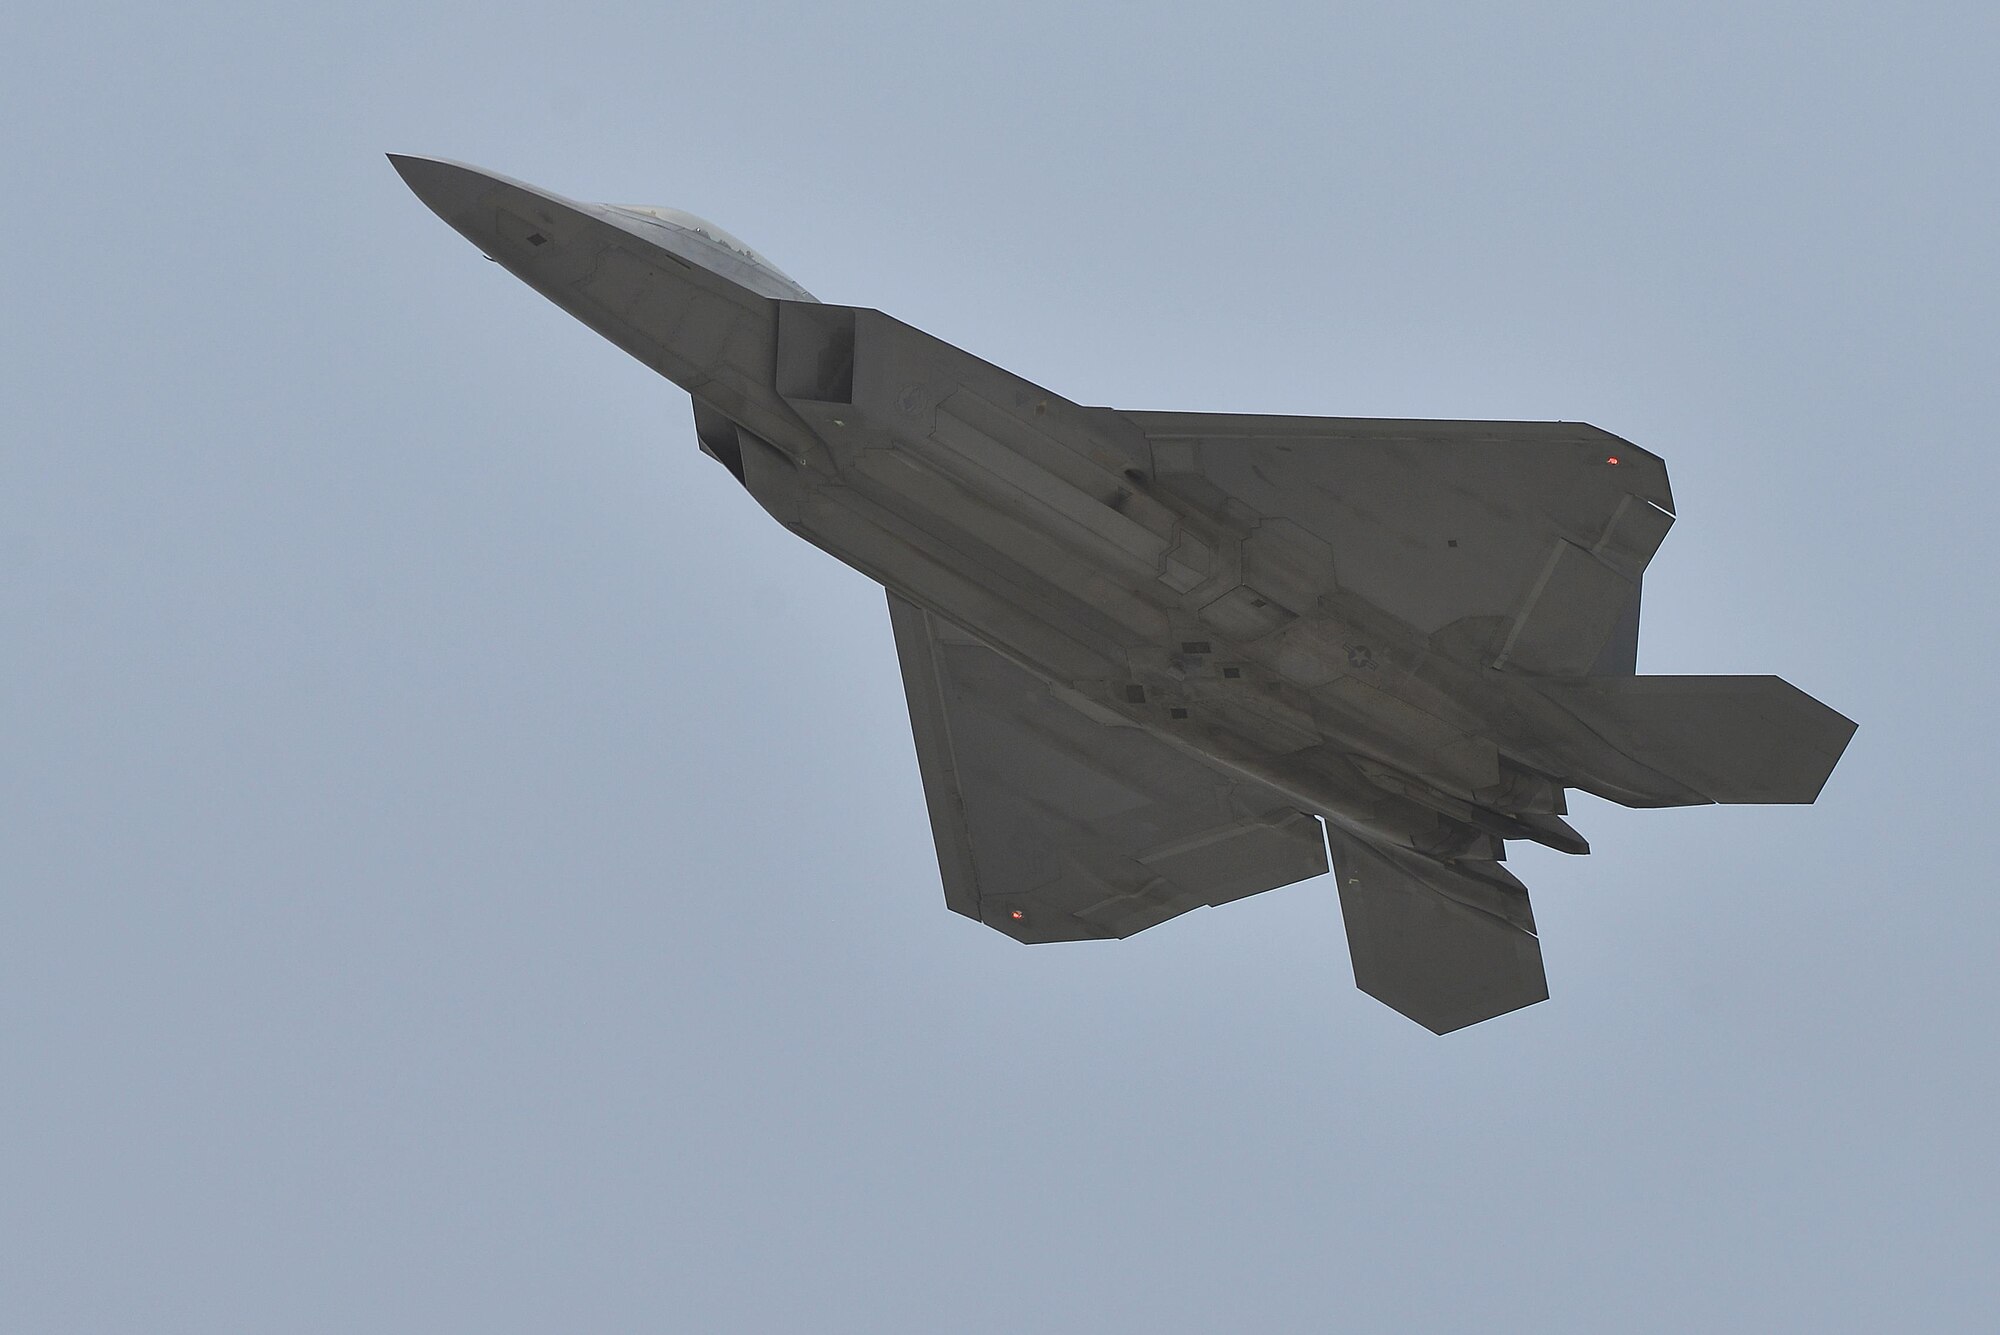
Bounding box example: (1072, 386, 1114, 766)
(6, 3, 1996, 1330)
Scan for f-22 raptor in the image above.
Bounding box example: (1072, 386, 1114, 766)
(393, 156, 1855, 1033)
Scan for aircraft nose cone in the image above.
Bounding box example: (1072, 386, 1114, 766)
(387, 154, 499, 224)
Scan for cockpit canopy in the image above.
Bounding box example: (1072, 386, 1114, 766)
(605, 204, 814, 302)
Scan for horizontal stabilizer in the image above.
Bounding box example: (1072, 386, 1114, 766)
(1325, 823, 1549, 1034)
(1538, 675, 1856, 806)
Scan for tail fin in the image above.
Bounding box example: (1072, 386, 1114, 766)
(1535, 675, 1856, 806)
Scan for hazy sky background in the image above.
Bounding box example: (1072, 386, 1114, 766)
(6, 3, 1996, 1330)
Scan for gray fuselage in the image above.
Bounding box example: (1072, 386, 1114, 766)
(392, 157, 1721, 861)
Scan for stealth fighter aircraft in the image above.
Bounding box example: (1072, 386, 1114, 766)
(392, 156, 1855, 1033)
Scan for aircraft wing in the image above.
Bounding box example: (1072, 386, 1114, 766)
(887, 592, 1328, 942)
(1115, 410, 1676, 676)
(1321, 822, 1550, 1033)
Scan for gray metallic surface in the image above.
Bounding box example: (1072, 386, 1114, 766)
(392, 155, 1857, 1033)
(887, 591, 1328, 943)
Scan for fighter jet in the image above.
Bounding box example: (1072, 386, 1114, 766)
(391, 155, 1855, 1033)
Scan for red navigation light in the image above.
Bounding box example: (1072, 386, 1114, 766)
(1605, 456, 1620, 465)
(1010, 910, 1025, 921)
